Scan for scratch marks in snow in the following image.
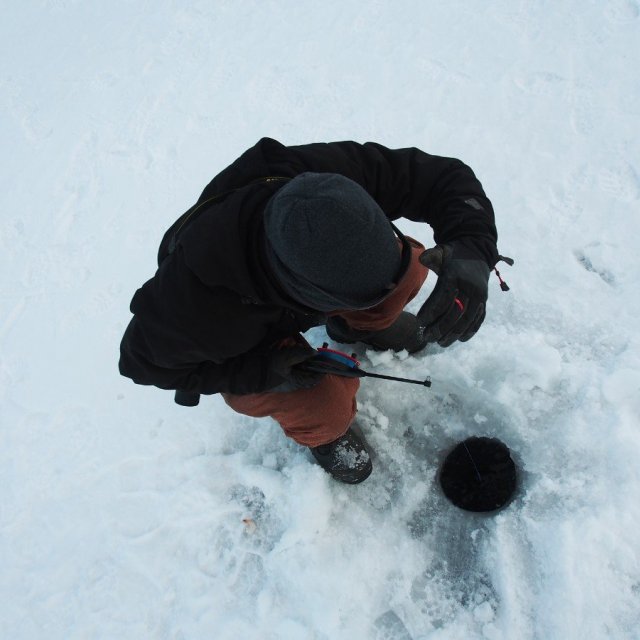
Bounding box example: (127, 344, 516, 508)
(603, 0, 640, 24)
(514, 71, 567, 97)
(374, 609, 413, 640)
(0, 77, 54, 143)
(597, 162, 640, 202)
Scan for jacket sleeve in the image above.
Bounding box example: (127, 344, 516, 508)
(118, 249, 281, 396)
(119, 318, 277, 396)
(257, 138, 499, 266)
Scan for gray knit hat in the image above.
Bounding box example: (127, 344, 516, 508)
(263, 172, 401, 311)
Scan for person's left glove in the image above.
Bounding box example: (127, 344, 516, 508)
(417, 241, 491, 347)
(267, 345, 325, 392)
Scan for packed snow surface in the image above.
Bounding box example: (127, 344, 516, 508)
(2, 2, 640, 639)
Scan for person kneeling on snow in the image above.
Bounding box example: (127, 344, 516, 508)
(119, 138, 500, 484)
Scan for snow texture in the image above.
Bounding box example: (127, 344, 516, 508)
(2, 1, 640, 639)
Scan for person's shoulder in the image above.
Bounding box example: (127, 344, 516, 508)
(254, 136, 286, 151)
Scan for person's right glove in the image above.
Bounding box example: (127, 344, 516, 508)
(417, 241, 491, 347)
(267, 344, 325, 393)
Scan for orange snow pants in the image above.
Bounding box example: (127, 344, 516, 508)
(223, 239, 428, 447)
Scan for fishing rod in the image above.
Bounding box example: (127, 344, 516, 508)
(175, 344, 431, 406)
(298, 344, 432, 388)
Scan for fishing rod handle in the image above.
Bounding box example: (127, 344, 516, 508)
(297, 361, 364, 378)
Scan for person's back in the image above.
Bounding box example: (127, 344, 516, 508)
(119, 138, 502, 483)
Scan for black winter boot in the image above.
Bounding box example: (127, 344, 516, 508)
(310, 427, 372, 484)
(326, 311, 428, 354)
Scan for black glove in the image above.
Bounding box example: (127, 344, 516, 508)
(417, 241, 491, 347)
(268, 345, 324, 392)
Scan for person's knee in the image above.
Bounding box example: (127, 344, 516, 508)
(281, 375, 359, 447)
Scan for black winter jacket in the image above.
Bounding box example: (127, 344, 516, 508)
(119, 138, 498, 396)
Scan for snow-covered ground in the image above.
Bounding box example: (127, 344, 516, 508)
(2, 2, 640, 638)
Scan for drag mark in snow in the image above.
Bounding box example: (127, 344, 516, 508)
(569, 81, 597, 136)
(0, 297, 28, 341)
(573, 250, 616, 286)
(513, 71, 567, 97)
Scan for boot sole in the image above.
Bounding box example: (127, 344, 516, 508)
(313, 456, 373, 484)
